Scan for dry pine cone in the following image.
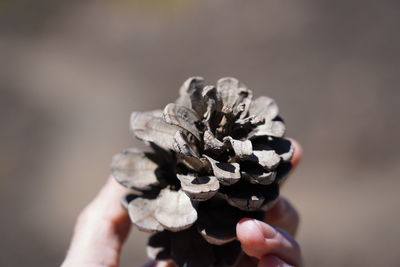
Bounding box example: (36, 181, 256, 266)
(111, 77, 294, 267)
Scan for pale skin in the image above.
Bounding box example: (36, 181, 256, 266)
(62, 140, 303, 267)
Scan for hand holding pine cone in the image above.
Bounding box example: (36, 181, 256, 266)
(111, 77, 295, 267)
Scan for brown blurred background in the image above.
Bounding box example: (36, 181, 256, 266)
(1, 0, 399, 266)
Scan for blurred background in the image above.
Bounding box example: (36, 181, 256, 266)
(1, 0, 399, 266)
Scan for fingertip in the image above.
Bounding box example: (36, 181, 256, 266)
(100, 176, 129, 200)
(236, 219, 277, 259)
(288, 138, 302, 168)
(88, 176, 129, 217)
(236, 218, 262, 245)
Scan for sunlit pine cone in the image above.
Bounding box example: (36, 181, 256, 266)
(111, 77, 295, 267)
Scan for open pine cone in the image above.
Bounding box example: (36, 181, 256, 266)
(111, 77, 294, 267)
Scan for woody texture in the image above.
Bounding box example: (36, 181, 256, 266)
(111, 77, 294, 267)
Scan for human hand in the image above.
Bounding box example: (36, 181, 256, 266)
(234, 197, 302, 267)
(234, 139, 303, 267)
(61, 140, 302, 267)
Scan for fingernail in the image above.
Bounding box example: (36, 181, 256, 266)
(238, 217, 253, 224)
(237, 218, 261, 240)
(238, 217, 259, 229)
(238, 218, 277, 239)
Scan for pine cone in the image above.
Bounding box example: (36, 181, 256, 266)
(111, 77, 294, 267)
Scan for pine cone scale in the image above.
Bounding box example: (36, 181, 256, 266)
(154, 189, 198, 232)
(128, 197, 164, 233)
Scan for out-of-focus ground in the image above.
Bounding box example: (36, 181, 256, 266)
(1, 1, 399, 266)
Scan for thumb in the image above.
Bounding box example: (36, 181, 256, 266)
(62, 177, 131, 267)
